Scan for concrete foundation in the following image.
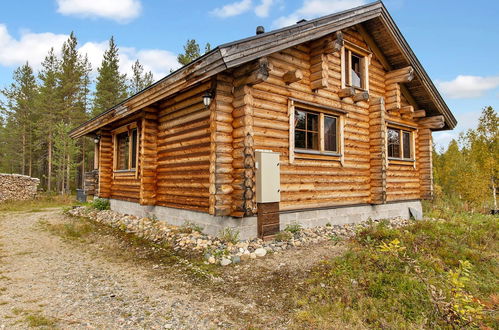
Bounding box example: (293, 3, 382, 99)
(109, 199, 422, 240)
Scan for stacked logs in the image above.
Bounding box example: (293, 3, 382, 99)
(418, 115, 445, 129)
(368, 97, 387, 204)
(230, 58, 272, 216)
(0, 174, 39, 203)
(139, 108, 159, 205)
(418, 128, 433, 199)
(97, 131, 113, 199)
(385, 66, 414, 113)
(210, 74, 234, 216)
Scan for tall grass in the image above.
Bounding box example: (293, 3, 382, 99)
(0, 193, 76, 213)
(294, 201, 498, 329)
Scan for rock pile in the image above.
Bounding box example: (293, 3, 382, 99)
(0, 173, 40, 203)
(68, 206, 413, 266)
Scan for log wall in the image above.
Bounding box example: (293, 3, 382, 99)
(95, 25, 435, 216)
(155, 82, 212, 212)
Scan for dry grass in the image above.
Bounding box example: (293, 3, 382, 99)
(0, 194, 76, 213)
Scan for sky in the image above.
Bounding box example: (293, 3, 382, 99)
(0, 0, 498, 150)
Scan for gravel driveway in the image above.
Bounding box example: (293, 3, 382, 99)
(0, 208, 344, 329)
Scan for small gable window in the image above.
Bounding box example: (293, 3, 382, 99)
(387, 127, 413, 160)
(342, 44, 370, 91)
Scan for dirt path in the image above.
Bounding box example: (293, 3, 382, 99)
(0, 209, 344, 329)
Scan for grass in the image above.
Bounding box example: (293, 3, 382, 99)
(10, 308, 57, 328)
(0, 193, 77, 213)
(24, 312, 57, 328)
(38, 218, 94, 241)
(293, 201, 498, 329)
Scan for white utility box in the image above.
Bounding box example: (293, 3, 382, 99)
(256, 150, 280, 203)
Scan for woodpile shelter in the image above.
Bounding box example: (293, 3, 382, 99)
(70, 1, 456, 239)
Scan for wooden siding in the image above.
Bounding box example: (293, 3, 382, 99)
(210, 73, 234, 216)
(155, 82, 212, 212)
(95, 24, 437, 215)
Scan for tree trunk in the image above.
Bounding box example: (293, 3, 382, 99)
(66, 152, 70, 194)
(492, 178, 497, 210)
(81, 138, 85, 189)
(47, 136, 52, 192)
(22, 130, 26, 175)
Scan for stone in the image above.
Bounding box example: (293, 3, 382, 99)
(240, 254, 250, 262)
(254, 248, 267, 257)
(231, 255, 241, 264)
(208, 256, 216, 264)
(249, 253, 257, 259)
(220, 258, 231, 266)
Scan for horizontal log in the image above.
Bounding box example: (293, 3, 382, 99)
(338, 87, 355, 98)
(353, 91, 369, 102)
(385, 66, 414, 85)
(283, 69, 303, 84)
(413, 110, 426, 118)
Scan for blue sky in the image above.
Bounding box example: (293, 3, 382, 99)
(0, 0, 498, 150)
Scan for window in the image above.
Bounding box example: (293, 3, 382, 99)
(294, 108, 340, 154)
(295, 110, 319, 150)
(387, 127, 413, 160)
(343, 46, 369, 90)
(114, 126, 138, 171)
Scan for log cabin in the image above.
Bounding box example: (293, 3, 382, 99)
(70, 1, 456, 239)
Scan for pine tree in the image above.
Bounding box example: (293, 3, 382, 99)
(93, 36, 128, 116)
(177, 39, 201, 66)
(1, 63, 38, 176)
(37, 48, 60, 191)
(129, 59, 154, 95)
(56, 32, 91, 193)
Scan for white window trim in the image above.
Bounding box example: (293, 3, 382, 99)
(288, 99, 345, 165)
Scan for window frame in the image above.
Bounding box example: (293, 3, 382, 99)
(112, 122, 139, 174)
(341, 42, 370, 92)
(289, 99, 345, 164)
(386, 126, 415, 162)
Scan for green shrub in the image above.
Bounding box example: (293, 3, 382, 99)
(294, 208, 498, 329)
(219, 227, 239, 244)
(275, 231, 293, 242)
(285, 222, 302, 234)
(91, 198, 110, 210)
(178, 221, 203, 234)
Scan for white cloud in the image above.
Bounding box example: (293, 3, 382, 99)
(437, 75, 499, 99)
(78, 42, 179, 80)
(0, 24, 179, 80)
(433, 109, 482, 150)
(0, 24, 67, 69)
(211, 0, 253, 18)
(56, 0, 142, 23)
(255, 0, 274, 17)
(273, 0, 367, 28)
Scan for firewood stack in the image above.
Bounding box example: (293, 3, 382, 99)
(0, 174, 40, 203)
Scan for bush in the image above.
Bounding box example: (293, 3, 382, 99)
(91, 198, 110, 210)
(178, 221, 203, 234)
(219, 227, 239, 244)
(285, 222, 302, 234)
(275, 231, 293, 242)
(294, 207, 498, 329)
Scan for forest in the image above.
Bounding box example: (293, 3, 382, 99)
(0, 32, 496, 213)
